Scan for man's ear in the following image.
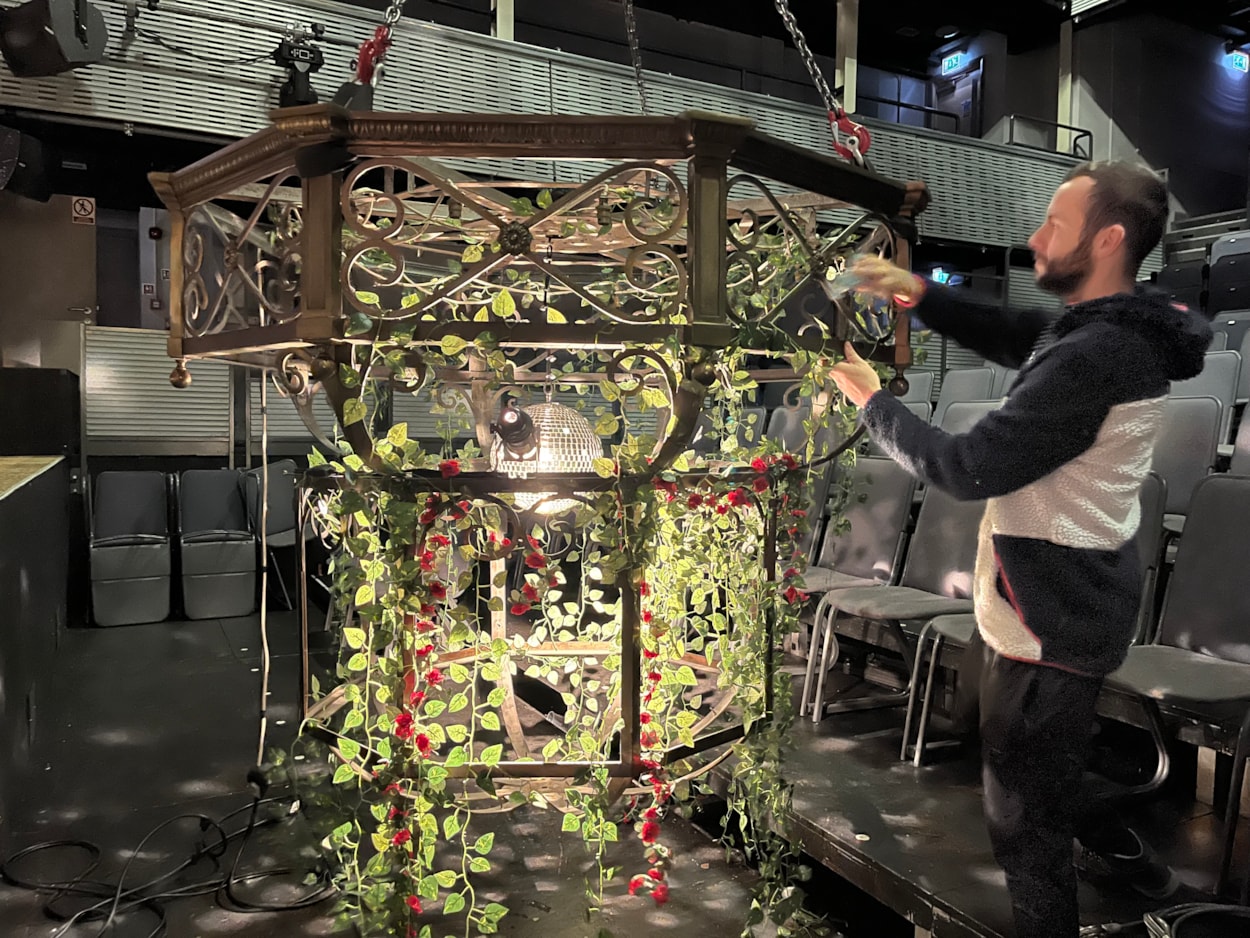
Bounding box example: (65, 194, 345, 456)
(1094, 223, 1127, 260)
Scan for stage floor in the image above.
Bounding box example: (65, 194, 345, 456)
(0, 613, 1243, 937)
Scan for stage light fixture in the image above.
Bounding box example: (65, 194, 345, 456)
(0, 0, 108, 78)
(0, 126, 53, 202)
(489, 401, 602, 514)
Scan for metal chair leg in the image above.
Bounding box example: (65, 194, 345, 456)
(1122, 697, 1172, 801)
(799, 599, 829, 718)
(1217, 707, 1250, 898)
(900, 622, 933, 761)
(913, 633, 946, 768)
(811, 608, 841, 724)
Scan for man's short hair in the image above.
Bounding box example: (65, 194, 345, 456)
(1064, 161, 1169, 277)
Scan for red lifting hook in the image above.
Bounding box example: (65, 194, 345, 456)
(828, 109, 871, 166)
(354, 26, 393, 86)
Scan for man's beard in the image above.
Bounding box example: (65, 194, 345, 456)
(1036, 234, 1094, 297)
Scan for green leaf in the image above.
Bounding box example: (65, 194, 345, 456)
(355, 290, 380, 306)
(443, 813, 462, 840)
(345, 311, 374, 336)
(469, 856, 491, 873)
(484, 903, 509, 921)
(387, 423, 408, 446)
(332, 764, 355, 785)
(423, 699, 447, 718)
(473, 832, 495, 854)
(487, 687, 506, 707)
(546, 307, 567, 323)
(447, 724, 468, 743)
(434, 870, 458, 888)
(418, 874, 440, 900)
(440, 334, 468, 357)
(339, 738, 360, 761)
(449, 663, 471, 684)
(371, 831, 390, 853)
(676, 665, 698, 686)
(343, 627, 367, 649)
(561, 813, 582, 833)
(307, 448, 326, 467)
(342, 397, 367, 427)
(492, 289, 517, 318)
(536, 188, 553, 209)
(445, 746, 468, 768)
(443, 892, 466, 915)
(346, 653, 368, 672)
(448, 693, 468, 713)
(592, 457, 617, 479)
(353, 584, 374, 607)
(461, 243, 485, 264)
(481, 744, 503, 767)
(479, 711, 501, 731)
(342, 708, 364, 731)
(400, 292, 421, 309)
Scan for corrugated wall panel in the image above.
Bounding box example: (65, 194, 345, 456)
(85, 326, 230, 442)
(248, 377, 339, 442)
(0, 0, 1081, 248)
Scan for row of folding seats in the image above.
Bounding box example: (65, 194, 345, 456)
(1156, 231, 1250, 315)
(88, 465, 299, 626)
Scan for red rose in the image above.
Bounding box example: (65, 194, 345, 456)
(647, 671, 662, 683)
(642, 611, 652, 624)
(415, 619, 436, 633)
(388, 805, 403, 821)
(527, 535, 542, 550)
(394, 713, 415, 739)
(640, 821, 660, 844)
(522, 583, 540, 602)
(652, 882, 670, 905)
(752, 475, 770, 493)
(646, 865, 663, 880)
(419, 509, 437, 525)
(439, 460, 460, 478)
(429, 534, 451, 548)
(510, 602, 532, 616)
(392, 829, 411, 847)
(426, 668, 443, 686)
(781, 453, 799, 470)
(628, 875, 646, 897)
(406, 895, 422, 913)
(384, 783, 403, 795)
(687, 493, 702, 509)
(415, 643, 434, 657)
(751, 457, 768, 473)
(644, 807, 659, 820)
(525, 552, 546, 569)
(639, 582, 650, 597)
(727, 488, 750, 507)
(639, 712, 651, 725)
(420, 604, 437, 615)
(791, 508, 808, 518)
(457, 499, 471, 512)
(716, 503, 730, 515)
(783, 585, 808, 604)
(783, 567, 799, 580)
(410, 690, 425, 706)
(548, 576, 559, 588)
(415, 733, 432, 757)
(429, 582, 447, 600)
(420, 551, 436, 572)
(642, 649, 658, 660)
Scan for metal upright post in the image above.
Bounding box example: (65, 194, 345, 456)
(835, 0, 859, 114)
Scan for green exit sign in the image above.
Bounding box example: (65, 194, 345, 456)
(941, 53, 964, 75)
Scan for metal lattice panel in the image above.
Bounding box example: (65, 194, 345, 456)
(0, 0, 1080, 249)
(84, 326, 230, 442)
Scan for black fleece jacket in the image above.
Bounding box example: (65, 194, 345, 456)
(860, 284, 1211, 675)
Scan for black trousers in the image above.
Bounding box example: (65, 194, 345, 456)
(960, 631, 1116, 938)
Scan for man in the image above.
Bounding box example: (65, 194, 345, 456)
(829, 162, 1212, 938)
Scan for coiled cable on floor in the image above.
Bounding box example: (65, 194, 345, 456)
(0, 791, 335, 937)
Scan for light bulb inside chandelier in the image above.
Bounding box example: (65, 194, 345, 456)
(488, 401, 603, 515)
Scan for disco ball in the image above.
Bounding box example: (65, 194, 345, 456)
(489, 401, 603, 514)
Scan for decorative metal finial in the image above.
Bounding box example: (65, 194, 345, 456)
(169, 359, 192, 388)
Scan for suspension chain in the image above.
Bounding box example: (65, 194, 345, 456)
(382, 0, 406, 35)
(622, 0, 650, 115)
(772, 0, 840, 117)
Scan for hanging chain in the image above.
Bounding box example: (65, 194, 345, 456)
(772, 0, 840, 117)
(622, 0, 650, 115)
(382, 0, 406, 35)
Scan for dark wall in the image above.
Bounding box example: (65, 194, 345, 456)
(0, 461, 69, 855)
(1074, 13, 1250, 215)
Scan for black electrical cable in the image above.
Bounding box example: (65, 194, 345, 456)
(1, 792, 336, 937)
(131, 27, 273, 65)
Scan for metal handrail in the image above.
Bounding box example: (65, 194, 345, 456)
(857, 94, 961, 134)
(1007, 114, 1094, 160)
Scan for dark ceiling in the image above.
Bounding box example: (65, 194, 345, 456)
(629, 0, 1250, 74)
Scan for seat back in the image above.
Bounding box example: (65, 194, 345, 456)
(1238, 332, 1250, 403)
(940, 399, 1001, 435)
(180, 469, 250, 536)
(898, 486, 985, 599)
(818, 457, 916, 583)
(1151, 396, 1221, 516)
(898, 369, 933, 405)
(1171, 350, 1241, 441)
(765, 405, 811, 453)
(932, 367, 994, 428)
(1209, 331, 1228, 351)
(1133, 471, 1166, 643)
(1156, 474, 1250, 664)
(93, 471, 168, 540)
(242, 459, 299, 536)
(988, 362, 1018, 398)
(1209, 310, 1250, 354)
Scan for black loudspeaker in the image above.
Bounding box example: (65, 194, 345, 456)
(0, 127, 52, 202)
(0, 0, 108, 78)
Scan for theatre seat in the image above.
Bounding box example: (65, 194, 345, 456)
(179, 469, 256, 620)
(89, 471, 171, 627)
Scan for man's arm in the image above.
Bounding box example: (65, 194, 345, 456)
(859, 330, 1136, 500)
(912, 285, 1057, 370)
